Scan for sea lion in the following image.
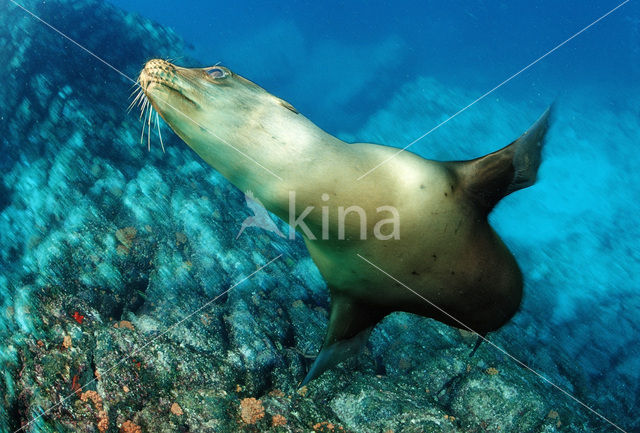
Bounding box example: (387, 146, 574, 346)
(137, 59, 551, 385)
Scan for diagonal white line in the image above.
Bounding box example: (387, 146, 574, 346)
(356, 0, 631, 181)
(357, 253, 629, 433)
(7, 0, 283, 181)
(7, 3, 285, 431)
(13, 254, 283, 433)
(8, 0, 133, 83)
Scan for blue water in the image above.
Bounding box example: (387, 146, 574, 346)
(2, 0, 639, 431)
(109, 0, 639, 133)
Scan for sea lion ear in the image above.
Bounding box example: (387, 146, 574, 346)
(275, 97, 299, 114)
(299, 292, 389, 386)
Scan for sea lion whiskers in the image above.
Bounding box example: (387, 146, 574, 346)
(138, 96, 152, 146)
(139, 96, 149, 120)
(155, 111, 165, 152)
(129, 81, 164, 152)
(127, 82, 142, 111)
(147, 101, 152, 151)
(164, 55, 184, 64)
(127, 86, 139, 101)
(127, 86, 145, 113)
(139, 103, 148, 145)
(127, 79, 141, 99)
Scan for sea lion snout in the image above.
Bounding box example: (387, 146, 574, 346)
(139, 59, 235, 110)
(142, 58, 174, 71)
(139, 59, 205, 110)
(139, 59, 177, 93)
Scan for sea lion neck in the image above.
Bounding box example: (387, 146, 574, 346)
(139, 59, 342, 209)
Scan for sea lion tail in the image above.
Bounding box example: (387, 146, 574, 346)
(299, 293, 388, 387)
(451, 106, 552, 212)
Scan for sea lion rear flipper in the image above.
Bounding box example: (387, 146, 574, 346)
(300, 293, 388, 387)
(451, 106, 552, 212)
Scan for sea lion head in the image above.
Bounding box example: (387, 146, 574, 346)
(136, 59, 306, 191)
(137, 59, 298, 152)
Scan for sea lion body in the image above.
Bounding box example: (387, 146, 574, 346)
(299, 147, 522, 329)
(138, 59, 549, 385)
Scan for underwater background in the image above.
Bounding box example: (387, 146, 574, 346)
(0, 0, 638, 432)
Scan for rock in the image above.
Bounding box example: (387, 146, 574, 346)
(448, 370, 546, 432)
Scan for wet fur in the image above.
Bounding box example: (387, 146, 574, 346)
(137, 59, 551, 386)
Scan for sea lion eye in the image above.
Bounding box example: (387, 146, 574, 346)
(207, 67, 226, 79)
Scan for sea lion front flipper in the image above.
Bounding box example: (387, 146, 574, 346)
(469, 333, 486, 357)
(300, 293, 389, 387)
